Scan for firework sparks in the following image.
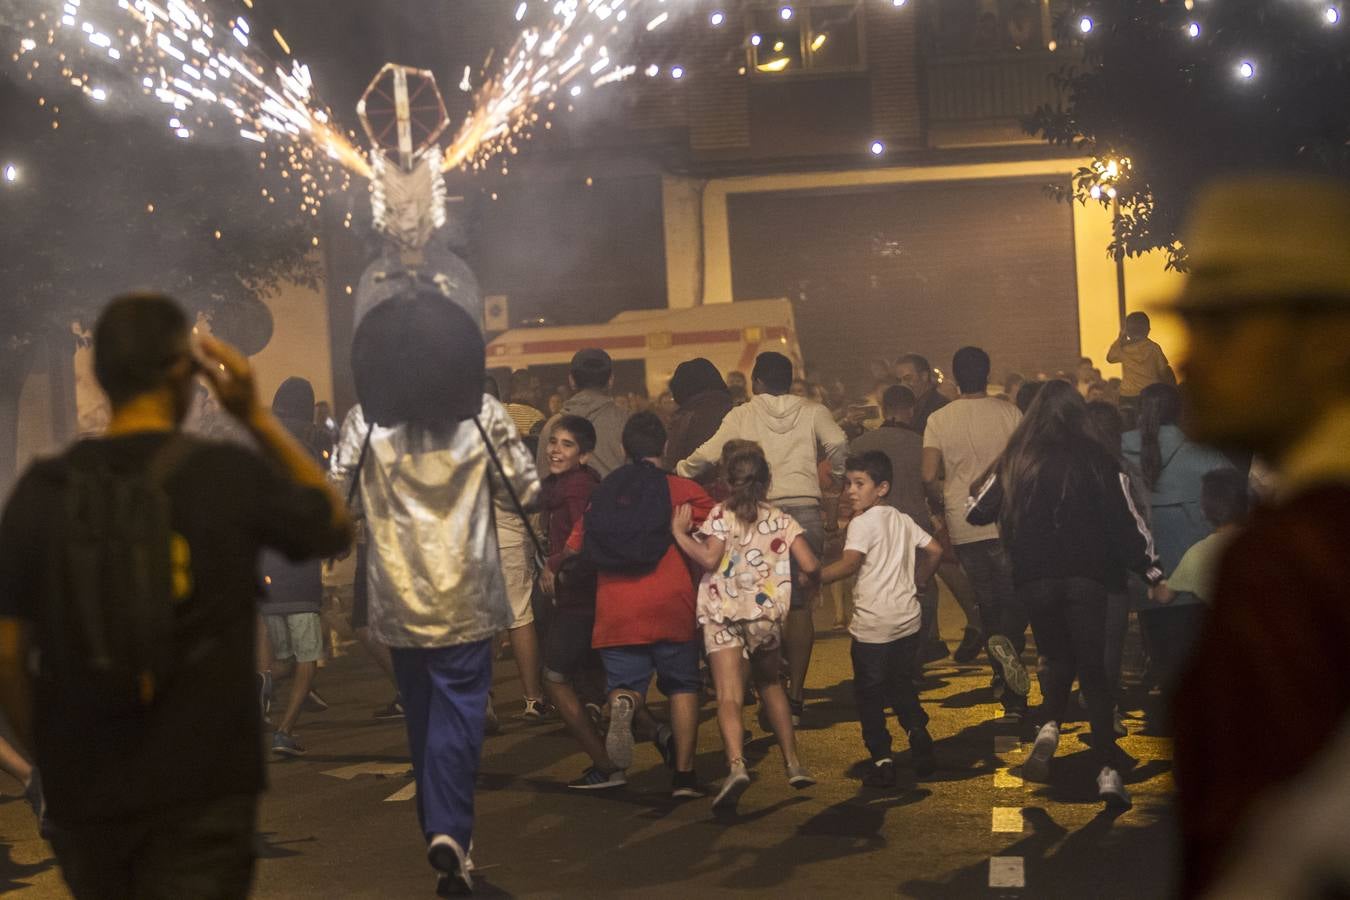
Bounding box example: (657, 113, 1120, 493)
(441, 0, 683, 173)
(12, 0, 699, 208)
(12, 0, 367, 216)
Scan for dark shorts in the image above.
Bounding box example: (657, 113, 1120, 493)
(542, 612, 596, 684)
(351, 542, 369, 630)
(783, 504, 825, 611)
(599, 639, 702, 697)
(49, 793, 257, 900)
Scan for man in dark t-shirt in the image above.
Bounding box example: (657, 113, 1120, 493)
(0, 294, 350, 899)
(895, 353, 950, 434)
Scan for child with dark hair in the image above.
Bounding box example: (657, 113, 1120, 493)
(822, 451, 945, 787)
(671, 442, 820, 811)
(537, 415, 616, 789)
(1107, 311, 1177, 409)
(567, 412, 715, 798)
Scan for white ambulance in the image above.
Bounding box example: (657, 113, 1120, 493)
(486, 298, 803, 399)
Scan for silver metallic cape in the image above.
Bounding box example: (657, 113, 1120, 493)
(330, 396, 541, 648)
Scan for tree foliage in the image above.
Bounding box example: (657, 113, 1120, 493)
(1025, 0, 1350, 268)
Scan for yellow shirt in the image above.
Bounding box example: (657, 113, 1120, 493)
(1109, 338, 1172, 397)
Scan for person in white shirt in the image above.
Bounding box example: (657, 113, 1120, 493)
(922, 346, 1030, 722)
(822, 451, 944, 788)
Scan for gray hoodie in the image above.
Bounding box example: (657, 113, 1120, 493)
(536, 389, 630, 479)
(676, 393, 848, 506)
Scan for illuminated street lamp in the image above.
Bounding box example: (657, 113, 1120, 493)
(1093, 156, 1131, 327)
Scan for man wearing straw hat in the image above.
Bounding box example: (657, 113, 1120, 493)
(1167, 174, 1350, 897)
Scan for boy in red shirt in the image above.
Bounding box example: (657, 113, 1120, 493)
(537, 416, 618, 790)
(568, 413, 714, 798)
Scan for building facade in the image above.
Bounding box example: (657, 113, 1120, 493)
(460, 0, 1184, 391)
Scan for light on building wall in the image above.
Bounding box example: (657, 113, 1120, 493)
(1187, 21, 1200, 38)
(1237, 59, 1256, 79)
(2, 164, 17, 184)
(670, 65, 685, 79)
(869, 140, 886, 156)
(780, 7, 794, 21)
(892, 0, 907, 6)
(709, 10, 725, 27)
(750, 33, 762, 46)
(570, 84, 583, 96)
(1326, 7, 1341, 25)
(1078, 16, 1094, 34)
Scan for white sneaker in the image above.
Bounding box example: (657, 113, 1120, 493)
(427, 834, 473, 895)
(1097, 766, 1132, 809)
(712, 761, 751, 812)
(1022, 721, 1060, 783)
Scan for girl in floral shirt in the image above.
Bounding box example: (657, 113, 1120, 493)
(671, 443, 822, 811)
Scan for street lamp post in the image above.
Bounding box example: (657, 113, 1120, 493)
(1112, 191, 1127, 328)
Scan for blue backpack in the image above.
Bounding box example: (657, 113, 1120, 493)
(583, 461, 672, 573)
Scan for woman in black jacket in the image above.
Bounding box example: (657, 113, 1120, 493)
(968, 380, 1162, 808)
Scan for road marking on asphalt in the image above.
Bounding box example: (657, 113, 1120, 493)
(989, 856, 1026, 888)
(384, 782, 417, 802)
(994, 767, 1024, 789)
(321, 763, 411, 781)
(992, 807, 1025, 833)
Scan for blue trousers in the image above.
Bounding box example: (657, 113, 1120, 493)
(390, 639, 492, 850)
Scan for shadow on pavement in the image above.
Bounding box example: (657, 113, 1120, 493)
(0, 841, 56, 893)
(899, 803, 1177, 899)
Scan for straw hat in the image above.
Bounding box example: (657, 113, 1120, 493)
(1174, 174, 1350, 312)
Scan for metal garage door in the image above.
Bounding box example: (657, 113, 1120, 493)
(727, 176, 1079, 390)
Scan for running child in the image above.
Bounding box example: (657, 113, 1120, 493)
(821, 451, 945, 787)
(536, 416, 619, 790)
(672, 443, 819, 812)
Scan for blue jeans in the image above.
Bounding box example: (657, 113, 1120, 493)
(599, 640, 702, 696)
(390, 639, 493, 850)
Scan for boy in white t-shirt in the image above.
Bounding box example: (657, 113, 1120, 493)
(822, 451, 945, 788)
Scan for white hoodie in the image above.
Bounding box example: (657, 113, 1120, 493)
(676, 394, 848, 506)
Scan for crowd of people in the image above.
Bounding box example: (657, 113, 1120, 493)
(0, 173, 1348, 900)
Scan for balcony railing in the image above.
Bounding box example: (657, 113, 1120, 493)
(926, 50, 1076, 124)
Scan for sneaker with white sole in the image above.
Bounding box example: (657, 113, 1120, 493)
(986, 635, 1031, 698)
(1023, 721, 1059, 783)
(1097, 766, 1132, 809)
(671, 769, 704, 800)
(606, 692, 636, 770)
(518, 697, 550, 721)
(568, 766, 627, 791)
(428, 834, 473, 895)
(712, 761, 751, 812)
(271, 731, 307, 758)
(786, 764, 816, 789)
(373, 698, 405, 720)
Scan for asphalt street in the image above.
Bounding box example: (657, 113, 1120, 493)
(0, 591, 1178, 899)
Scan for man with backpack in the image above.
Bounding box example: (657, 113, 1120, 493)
(0, 294, 352, 899)
(570, 412, 714, 799)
